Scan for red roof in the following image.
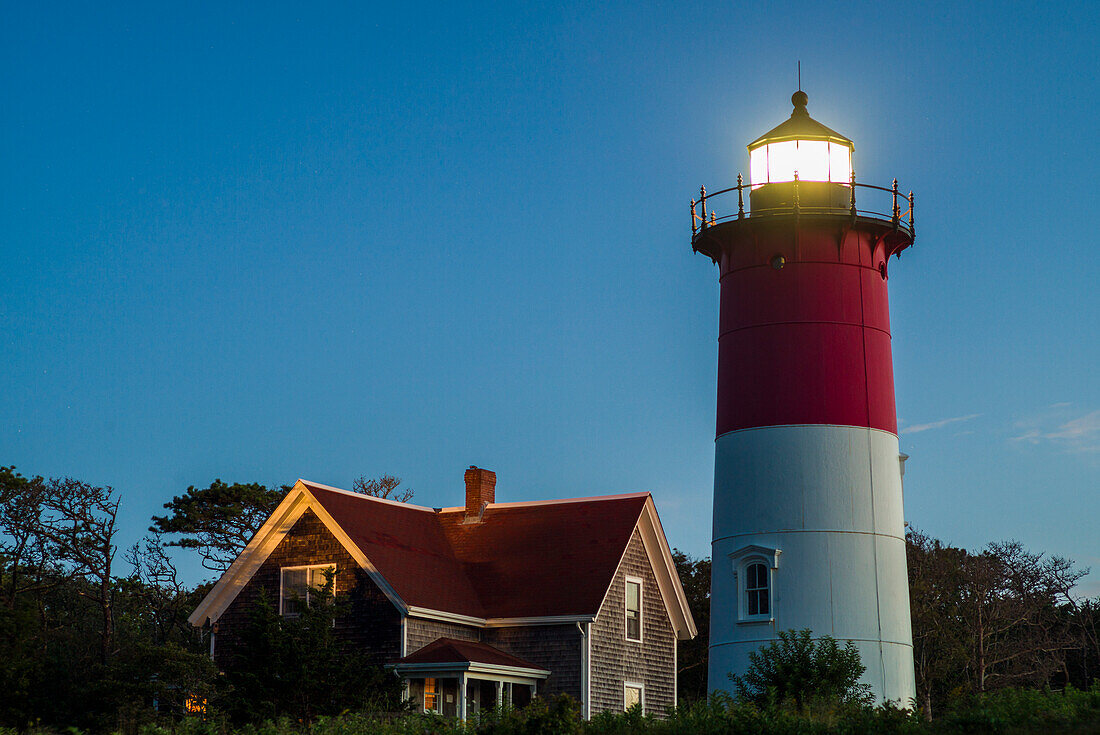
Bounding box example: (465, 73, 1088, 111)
(304, 483, 648, 619)
(393, 637, 547, 671)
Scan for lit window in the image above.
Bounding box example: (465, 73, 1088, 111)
(424, 677, 438, 713)
(746, 562, 769, 616)
(625, 577, 642, 642)
(624, 683, 644, 712)
(280, 565, 335, 616)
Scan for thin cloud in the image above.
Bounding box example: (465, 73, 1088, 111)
(1013, 409, 1100, 454)
(902, 413, 981, 434)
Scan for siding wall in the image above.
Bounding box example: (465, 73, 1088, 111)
(487, 624, 582, 700)
(590, 529, 677, 716)
(406, 617, 481, 652)
(405, 618, 583, 701)
(212, 509, 402, 669)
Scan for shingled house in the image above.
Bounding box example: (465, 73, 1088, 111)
(189, 467, 696, 719)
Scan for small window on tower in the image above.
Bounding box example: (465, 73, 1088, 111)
(730, 546, 780, 623)
(746, 562, 769, 616)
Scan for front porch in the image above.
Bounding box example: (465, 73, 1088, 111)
(390, 638, 549, 721)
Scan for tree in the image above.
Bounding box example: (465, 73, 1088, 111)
(151, 480, 287, 573)
(672, 549, 710, 702)
(906, 527, 1091, 717)
(222, 570, 404, 722)
(729, 629, 872, 711)
(907, 529, 971, 718)
(351, 474, 413, 503)
(962, 540, 1085, 693)
(0, 467, 56, 607)
(41, 477, 121, 664)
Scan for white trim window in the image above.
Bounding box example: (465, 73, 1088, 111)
(745, 562, 769, 616)
(729, 545, 780, 623)
(624, 576, 643, 642)
(624, 682, 644, 712)
(280, 564, 336, 617)
(423, 677, 439, 713)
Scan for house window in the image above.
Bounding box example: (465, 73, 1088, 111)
(280, 564, 335, 616)
(624, 682, 644, 712)
(746, 562, 769, 616)
(625, 577, 642, 642)
(423, 677, 438, 713)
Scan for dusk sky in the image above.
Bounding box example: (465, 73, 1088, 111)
(3, 1, 1098, 593)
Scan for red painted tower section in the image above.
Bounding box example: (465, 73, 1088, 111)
(708, 217, 910, 436)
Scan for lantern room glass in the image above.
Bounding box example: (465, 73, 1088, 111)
(749, 140, 852, 187)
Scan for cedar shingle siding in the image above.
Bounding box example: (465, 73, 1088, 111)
(213, 509, 401, 668)
(406, 618, 480, 651)
(590, 529, 676, 715)
(488, 624, 582, 700)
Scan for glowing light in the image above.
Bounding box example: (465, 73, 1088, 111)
(749, 140, 853, 185)
(828, 142, 851, 183)
(749, 145, 768, 189)
(765, 141, 798, 183)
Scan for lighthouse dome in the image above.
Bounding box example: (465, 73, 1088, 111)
(748, 92, 853, 187)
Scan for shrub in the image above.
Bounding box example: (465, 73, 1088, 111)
(728, 629, 873, 711)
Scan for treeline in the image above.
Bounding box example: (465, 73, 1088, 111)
(0, 467, 412, 732)
(674, 532, 1100, 718)
(0, 467, 217, 731)
(2, 463, 1099, 732)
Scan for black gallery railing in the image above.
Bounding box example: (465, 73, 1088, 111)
(691, 173, 914, 239)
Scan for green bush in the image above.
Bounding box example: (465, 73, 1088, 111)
(8, 683, 1100, 735)
(728, 629, 873, 712)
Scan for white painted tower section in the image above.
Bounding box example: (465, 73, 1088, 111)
(708, 424, 915, 703)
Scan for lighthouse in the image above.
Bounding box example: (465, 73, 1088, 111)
(691, 90, 917, 703)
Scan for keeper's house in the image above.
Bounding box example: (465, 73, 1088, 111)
(189, 467, 696, 719)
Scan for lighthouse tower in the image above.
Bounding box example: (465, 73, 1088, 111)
(691, 91, 916, 703)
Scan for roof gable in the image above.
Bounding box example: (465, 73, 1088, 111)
(190, 480, 696, 639)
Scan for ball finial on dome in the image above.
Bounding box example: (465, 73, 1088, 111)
(792, 90, 809, 114)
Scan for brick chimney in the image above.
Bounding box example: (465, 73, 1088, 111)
(464, 466, 496, 522)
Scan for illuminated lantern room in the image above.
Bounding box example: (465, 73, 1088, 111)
(747, 90, 854, 211)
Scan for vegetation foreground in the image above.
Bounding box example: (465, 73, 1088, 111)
(4, 687, 1100, 735)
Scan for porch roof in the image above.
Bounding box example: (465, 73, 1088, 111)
(391, 637, 548, 675)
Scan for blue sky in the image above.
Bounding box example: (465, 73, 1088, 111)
(3, 1, 1098, 593)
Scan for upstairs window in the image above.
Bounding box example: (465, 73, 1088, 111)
(625, 577, 642, 642)
(280, 564, 335, 617)
(745, 562, 769, 616)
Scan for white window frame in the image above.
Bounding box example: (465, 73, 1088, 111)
(729, 546, 780, 624)
(624, 575, 643, 643)
(623, 681, 644, 713)
(279, 564, 336, 617)
(423, 676, 439, 714)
